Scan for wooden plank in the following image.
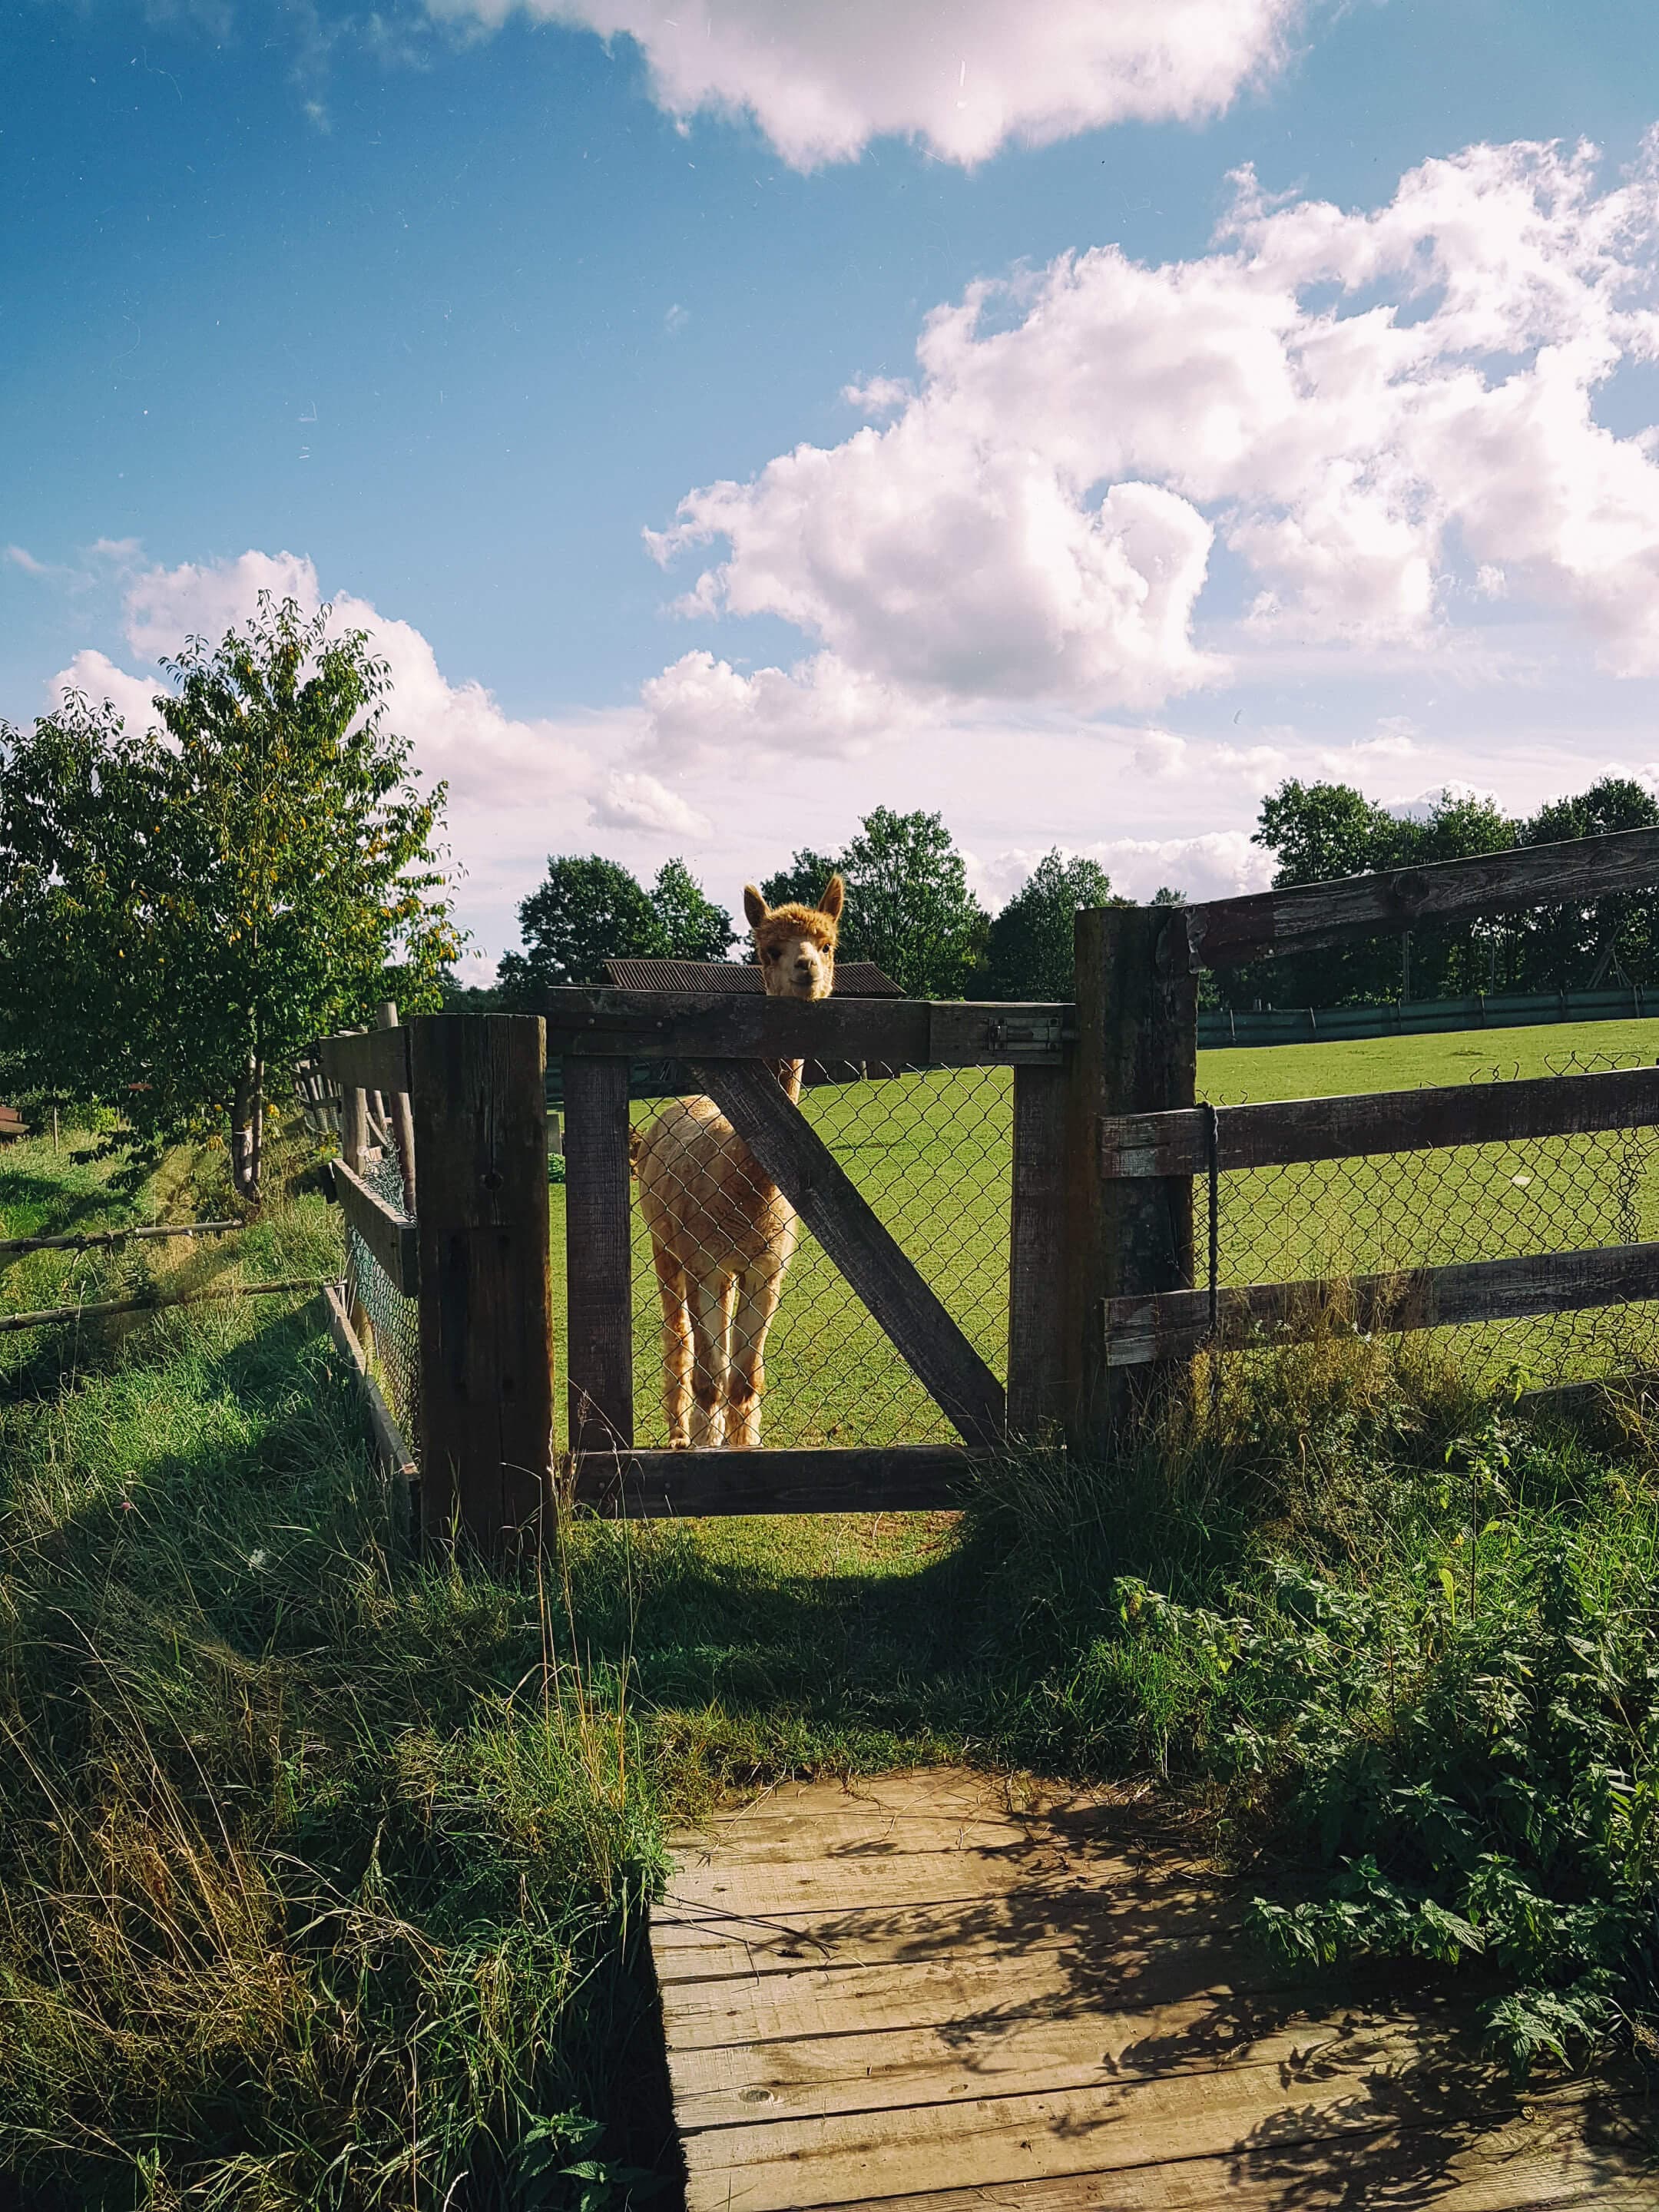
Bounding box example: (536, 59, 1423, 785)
(377, 1000, 418, 1215)
(563, 1056, 634, 1459)
(671, 1990, 1401, 2131)
(1187, 822, 1659, 969)
(691, 1059, 1006, 1448)
(318, 1025, 409, 1094)
(572, 1443, 979, 1516)
(1064, 906, 1197, 1448)
(409, 1015, 552, 1551)
(1103, 1240, 1659, 1366)
(679, 2016, 1458, 2210)
(928, 1002, 1071, 1064)
(320, 1283, 419, 1487)
(531, 987, 1068, 1067)
(817, 2100, 1659, 2212)
(664, 1838, 1177, 1920)
(651, 1869, 1216, 1985)
(657, 1933, 1297, 2054)
(1008, 1064, 1068, 1439)
(1101, 1064, 1659, 1177)
(330, 1158, 419, 1295)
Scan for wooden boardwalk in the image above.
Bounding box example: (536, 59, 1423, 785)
(651, 1769, 1658, 2211)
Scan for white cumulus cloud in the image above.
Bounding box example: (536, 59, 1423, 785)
(422, 0, 1306, 169)
(593, 770, 713, 838)
(637, 648, 921, 764)
(647, 131, 1659, 721)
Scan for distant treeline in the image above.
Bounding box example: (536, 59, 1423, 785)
(1214, 775, 1659, 1012)
(448, 777, 1659, 1012)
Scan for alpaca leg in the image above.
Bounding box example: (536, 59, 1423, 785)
(688, 1272, 730, 1449)
(651, 1241, 692, 1449)
(728, 1258, 788, 1449)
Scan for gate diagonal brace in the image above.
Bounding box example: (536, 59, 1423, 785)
(690, 1059, 1007, 1451)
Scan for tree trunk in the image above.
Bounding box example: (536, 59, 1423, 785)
(230, 1055, 265, 1207)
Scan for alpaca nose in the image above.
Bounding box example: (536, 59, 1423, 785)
(794, 958, 813, 979)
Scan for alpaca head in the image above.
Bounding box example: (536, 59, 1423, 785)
(742, 875, 844, 1001)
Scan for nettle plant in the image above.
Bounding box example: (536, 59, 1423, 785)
(1117, 1485, 1659, 2074)
(0, 594, 459, 1201)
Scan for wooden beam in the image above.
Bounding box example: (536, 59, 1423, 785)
(319, 1025, 410, 1094)
(1103, 1240, 1659, 1366)
(1101, 1064, 1659, 1178)
(1064, 907, 1197, 1446)
(531, 988, 1070, 1068)
(1187, 823, 1659, 970)
(320, 1284, 419, 1488)
(330, 1157, 419, 1295)
(571, 1443, 984, 1516)
(409, 1015, 552, 1552)
(1007, 1065, 1068, 1439)
(377, 1000, 418, 1216)
(563, 1056, 636, 1459)
(691, 1059, 1007, 1449)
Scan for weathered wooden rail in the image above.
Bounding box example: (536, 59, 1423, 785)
(299, 820, 1659, 1553)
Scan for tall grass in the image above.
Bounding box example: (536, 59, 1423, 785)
(0, 1146, 664, 2211)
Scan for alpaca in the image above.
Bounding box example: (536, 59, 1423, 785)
(631, 875, 843, 1449)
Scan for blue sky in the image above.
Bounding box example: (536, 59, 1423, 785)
(6, 0, 1659, 972)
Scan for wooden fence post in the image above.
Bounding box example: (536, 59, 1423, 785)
(1008, 1065, 1068, 1440)
(1063, 906, 1197, 1450)
(563, 1059, 635, 1462)
(408, 1015, 553, 1554)
(377, 999, 418, 1216)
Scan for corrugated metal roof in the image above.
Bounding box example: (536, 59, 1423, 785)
(601, 957, 904, 997)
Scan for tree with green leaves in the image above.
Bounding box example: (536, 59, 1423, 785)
(499, 853, 734, 995)
(760, 810, 987, 996)
(0, 594, 458, 1203)
(1517, 775, 1659, 990)
(979, 849, 1121, 999)
(1240, 778, 1519, 1008)
(650, 856, 737, 962)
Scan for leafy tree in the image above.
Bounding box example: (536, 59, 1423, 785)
(759, 847, 843, 917)
(651, 856, 736, 962)
(499, 853, 733, 995)
(979, 849, 1121, 999)
(1516, 776, 1659, 991)
(0, 594, 457, 1202)
(758, 810, 987, 996)
(1240, 779, 1520, 1008)
(837, 808, 988, 995)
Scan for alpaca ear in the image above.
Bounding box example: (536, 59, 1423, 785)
(743, 884, 768, 929)
(818, 873, 845, 923)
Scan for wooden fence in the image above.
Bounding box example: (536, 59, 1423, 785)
(304, 820, 1659, 1552)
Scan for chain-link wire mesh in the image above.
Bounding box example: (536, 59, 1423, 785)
(619, 1064, 1012, 1449)
(343, 1147, 421, 1455)
(1200, 1044, 1659, 1390)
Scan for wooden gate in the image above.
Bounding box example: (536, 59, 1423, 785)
(308, 820, 1659, 1553)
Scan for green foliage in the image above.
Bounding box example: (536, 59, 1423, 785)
(1233, 773, 1659, 1012)
(760, 809, 987, 995)
(0, 594, 457, 1200)
(978, 849, 1121, 1000)
(758, 847, 843, 915)
(0, 1151, 663, 2209)
(500, 855, 733, 995)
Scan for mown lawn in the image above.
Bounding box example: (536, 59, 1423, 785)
(549, 1016, 1659, 1442)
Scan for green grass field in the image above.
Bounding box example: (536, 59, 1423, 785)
(547, 1017, 1659, 1445)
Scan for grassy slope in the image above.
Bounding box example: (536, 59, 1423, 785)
(8, 1077, 1659, 2202)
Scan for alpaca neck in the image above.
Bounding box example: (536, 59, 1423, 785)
(777, 1057, 804, 1103)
